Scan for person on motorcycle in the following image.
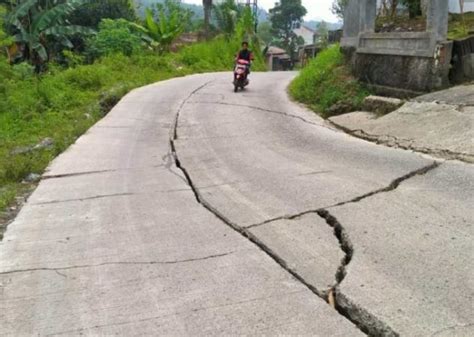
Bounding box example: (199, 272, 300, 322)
(235, 41, 254, 82)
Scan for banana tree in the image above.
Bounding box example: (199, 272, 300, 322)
(7, 0, 95, 64)
(139, 6, 185, 53)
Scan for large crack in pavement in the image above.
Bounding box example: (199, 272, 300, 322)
(169, 81, 370, 335)
(247, 161, 441, 229)
(329, 161, 440, 208)
(316, 210, 399, 337)
(169, 81, 442, 336)
(329, 120, 474, 164)
(188, 100, 332, 130)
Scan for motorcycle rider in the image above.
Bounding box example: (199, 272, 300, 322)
(235, 41, 254, 83)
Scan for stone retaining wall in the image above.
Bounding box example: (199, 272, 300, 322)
(342, 0, 453, 95)
(450, 36, 474, 84)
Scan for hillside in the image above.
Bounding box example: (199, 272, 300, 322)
(134, 0, 204, 17)
(133, 1, 341, 30)
(304, 20, 342, 31)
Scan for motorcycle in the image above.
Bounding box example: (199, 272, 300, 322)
(233, 59, 250, 92)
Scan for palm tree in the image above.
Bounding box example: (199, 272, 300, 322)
(7, 0, 95, 65)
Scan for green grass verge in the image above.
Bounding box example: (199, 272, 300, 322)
(374, 12, 474, 40)
(448, 12, 474, 40)
(289, 45, 370, 119)
(0, 36, 266, 215)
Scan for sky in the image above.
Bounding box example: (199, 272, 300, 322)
(183, 0, 340, 23)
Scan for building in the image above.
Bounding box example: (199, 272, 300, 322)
(265, 46, 292, 71)
(293, 25, 316, 45)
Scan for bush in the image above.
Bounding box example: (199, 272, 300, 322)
(88, 19, 144, 58)
(0, 5, 13, 49)
(290, 45, 370, 118)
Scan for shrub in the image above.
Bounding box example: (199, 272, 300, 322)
(88, 19, 144, 58)
(290, 45, 370, 118)
(0, 5, 12, 49)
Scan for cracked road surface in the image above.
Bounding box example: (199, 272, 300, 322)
(1, 73, 473, 336)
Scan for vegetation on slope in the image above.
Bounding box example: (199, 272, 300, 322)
(0, 1, 264, 233)
(289, 45, 370, 119)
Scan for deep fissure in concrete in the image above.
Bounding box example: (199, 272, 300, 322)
(316, 209, 399, 336)
(316, 210, 353, 284)
(169, 82, 448, 336)
(169, 82, 370, 335)
(170, 82, 450, 337)
(247, 207, 400, 336)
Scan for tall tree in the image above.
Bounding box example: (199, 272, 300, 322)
(257, 21, 274, 46)
(69, 0, 136, 29)
(331, 0, 348, 19)
(316, 20, 328, 48)
(202, 0, 212, 36)
(213, 0, 240, 36)
(269, 0, 307, 57)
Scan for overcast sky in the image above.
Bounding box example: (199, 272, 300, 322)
(183, 0, 339, 23)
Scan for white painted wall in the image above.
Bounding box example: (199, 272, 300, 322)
(293, 26, 315, 45)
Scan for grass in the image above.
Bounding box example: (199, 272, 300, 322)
(0, 36, 266, 223)
(375, 12, 474, 40)
(448, 12, 474, 40)
(289, 45, 370, 119)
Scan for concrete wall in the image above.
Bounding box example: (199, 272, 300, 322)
(342, 0, 453, 95)
(354, 41, 453, 96)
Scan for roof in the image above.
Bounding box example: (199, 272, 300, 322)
(299, 25, 316, 33)
(266, 46, 287, 55)
(274, 54, 291, 60)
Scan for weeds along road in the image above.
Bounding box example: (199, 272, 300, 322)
(1, 73, 473, 336)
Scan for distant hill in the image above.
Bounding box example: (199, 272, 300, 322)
(134, 0, 204, 18)
(304, 20, 342, 31)
(134, 1, 268, 22)
(133, 1, 342, 31)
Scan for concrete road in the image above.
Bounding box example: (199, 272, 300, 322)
(1, 73, 472, 336)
